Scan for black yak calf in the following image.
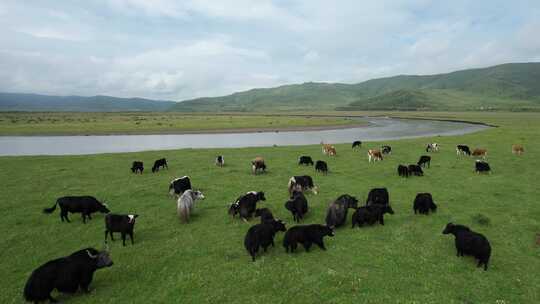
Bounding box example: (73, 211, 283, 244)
(23, 247, 113, 303)
(283, 224, 334, 253)
(288, 175, 318, 195)
(43, 196, 110, 223)
(456, 145, 471, 156)
(285, 191, 309, 223)
(254, 208, 275, 224)
(131, 161, 144, 174)
(169, 176, 192, 197)
(408, 164, 424, 176)
(152, 158, 168, 173)
(215, 155, 225, 167)
(442, 223, 491, 271)
(475, 160, 491, 174)
(417, 155, 431, 168)
(244, 219, 286, 261)
(325, 194, 358, 228)
(298, 155, 314, 166)
(351, 204, 394, 228)
(397, 165, 409, 177)
(315, 160, 328, 175)
(366, 188, 390, 206)
(352, 140, 362, 148)
(229, 191, 266, 221)
(413, 193, 437, 215)
(105, 214, 139, 246)
(381, 145, 392, 154)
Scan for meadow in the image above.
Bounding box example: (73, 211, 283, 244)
(0, 112, 539, 303)
(0, 112, 357, 135)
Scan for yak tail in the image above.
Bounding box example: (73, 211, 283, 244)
(178, 205, 189, 223)
(43, 201, 57, 214)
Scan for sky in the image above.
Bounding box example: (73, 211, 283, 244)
(1, 0, 539, 101)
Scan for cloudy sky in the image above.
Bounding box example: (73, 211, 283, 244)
(1, 1, 539, 101)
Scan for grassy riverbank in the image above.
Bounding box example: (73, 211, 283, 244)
(0, 112, 359, 135)
(0, 112, 539, 303)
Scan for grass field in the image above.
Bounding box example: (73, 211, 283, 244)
(1, 112, 539, 303)
(0, 112, 358, 135)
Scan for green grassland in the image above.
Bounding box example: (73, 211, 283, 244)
(1, 112, 539, 303)
(0, 112, 358, 135)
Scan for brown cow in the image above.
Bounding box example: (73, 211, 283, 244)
(368, 149, 383, 162)
(472, 148, 488, 159)
(512, 144, 524, 155)
(320, 142, 336, 156)
(251, 157, 267, 175)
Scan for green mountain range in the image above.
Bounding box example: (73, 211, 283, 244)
(1, 63, 539, 112)
(172, 62, 540, 112)
(0, 93, 176, 112)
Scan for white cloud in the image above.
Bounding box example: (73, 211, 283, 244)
(16, 27, 85, 41)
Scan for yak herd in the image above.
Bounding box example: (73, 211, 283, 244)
(23, 140, 524, 303)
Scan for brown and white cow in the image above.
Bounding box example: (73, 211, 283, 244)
(251, 157, 267, 175)
(472, 148, 488, 159)
(320, 142, 336, 156)
(368, 149, 383, 162)
(512, 144, 524, 155)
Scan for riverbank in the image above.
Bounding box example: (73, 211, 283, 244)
(0, 112, 360, 136)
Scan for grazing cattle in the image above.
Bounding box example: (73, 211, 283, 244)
(417, 155, 431, 168)
(456, 145, 471, 156)
(442, 223, 491, 271)
(426, 143, 440, 152)
(475, 160, 491, 174)
(43, 196, 110, 223)
(105, 214, 139, 246)
(381, 145, 392, 154)
(472, 148, 488, 159)
(254, 208, 275, 224)
(368, 149, 383, 162)
(413, 193, 437, 215)
(215, 155, 225, 167)
(408, 164, 424, 176)
(151, 158, 168, 173)
(352, 140, 362, 148)
(321, 142, 336, 156)
(244, 219, 286, 261)
(398, 164, 409, 177)
(365, 188, 390, 206)
(177, 190, 205, 223)
(315, 160, 328, 175)
(351, 204, 394, 227)
(285, 191, 309, 222)
(230, 191, 266, 221)
(298, 156, 314, 166)
(512, 144, 524, 155)
(283, 224, 335, 253)
(288, 175, 318, 195)
(169, 176, 192, 197)
(325, 194, 358, 228)
(251, 157, 267, 175)
(23, 247, 113, 303)
(131, 161, 143, 174)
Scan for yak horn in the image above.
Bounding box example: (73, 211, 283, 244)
(86, 250, 98, 259)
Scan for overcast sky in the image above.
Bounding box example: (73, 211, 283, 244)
(1, 1, 539, 101)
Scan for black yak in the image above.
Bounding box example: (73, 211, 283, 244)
(283, 224, 334, 253)
(442, 223, 491, 271)
(325, 194, 358, 228)
(23, 247, 113, 303)
(43, 196, 110, 223)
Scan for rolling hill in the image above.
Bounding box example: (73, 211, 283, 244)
(0, 93, 176, 112)
(172, 62, 540, 112)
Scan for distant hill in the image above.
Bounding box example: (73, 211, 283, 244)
(0, 93, 176, 112)
(172, 62, 540, 112)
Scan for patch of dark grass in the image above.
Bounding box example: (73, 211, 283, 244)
(472, 213, 491, 226)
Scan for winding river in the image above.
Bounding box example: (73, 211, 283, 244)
(0, 117, 489, 156)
